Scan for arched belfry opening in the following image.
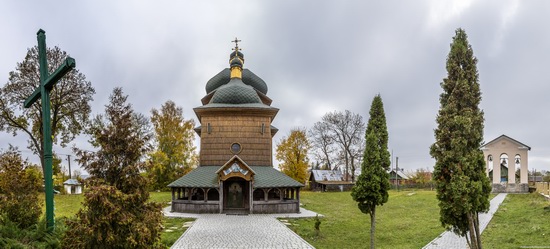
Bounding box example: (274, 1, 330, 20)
(168, 39, 303, 214)
(482, 135, 530, 193)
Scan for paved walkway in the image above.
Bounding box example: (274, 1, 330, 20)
(423, 193, 508, 249)
(166, 207, 319, 249)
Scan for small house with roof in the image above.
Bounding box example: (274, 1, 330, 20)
(388, 169, 410, 186)
(63, 179, 82, 195)
(308, 170, 354, 192)
(481, 134, 530, 193)
(168, 40, 303, 214)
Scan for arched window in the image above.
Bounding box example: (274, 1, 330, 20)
(267, 189, 281, 200)
(191, 188, 205, 201)
(207, 188, 220, 201)
(514, 155, 521, 165)
(253, 189, 264, 201)
(500, 154, 509, 167)
(514, 154, 521, 182)
(499, 154, 509, 183)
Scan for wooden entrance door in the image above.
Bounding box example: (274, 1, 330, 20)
(226, 181, 244, 208)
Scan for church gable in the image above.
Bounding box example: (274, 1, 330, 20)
(482, 135, 531, 151)
(216, 155, 255, 181)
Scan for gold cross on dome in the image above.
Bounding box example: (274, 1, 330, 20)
(232, 37, 241, 52)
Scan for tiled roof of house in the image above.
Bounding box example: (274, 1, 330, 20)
(310, 170, 344, 181)
(317, 181, 355, 185)
(388, 170, 409, 180)
(63, 179, 81, 185)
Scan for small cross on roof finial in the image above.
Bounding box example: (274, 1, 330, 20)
(232, 37, 241, 52)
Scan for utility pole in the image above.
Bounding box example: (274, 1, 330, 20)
(67, 155, 72, 179)
(396, 157, 400, 192)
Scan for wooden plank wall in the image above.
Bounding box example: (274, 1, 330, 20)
(172, 201, 220, 213)
(252, 201, 299, 213)
(200, 115, 272, 166)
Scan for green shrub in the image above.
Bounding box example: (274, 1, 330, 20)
(0, 148, 43, 229)
(0, 214, 66, 248)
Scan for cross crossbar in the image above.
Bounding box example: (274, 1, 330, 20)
(24, 57, 75, 108)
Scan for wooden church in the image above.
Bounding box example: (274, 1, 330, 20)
(168, 40, 303, 214)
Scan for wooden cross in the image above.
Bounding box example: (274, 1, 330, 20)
(24, 29, 75, 230)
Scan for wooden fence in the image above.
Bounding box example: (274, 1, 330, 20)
(534, 182, 549, 196)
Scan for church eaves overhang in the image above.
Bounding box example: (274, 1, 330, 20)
(193, 104, 279, 123)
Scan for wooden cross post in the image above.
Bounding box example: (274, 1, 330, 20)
(24, 29, 75, 230)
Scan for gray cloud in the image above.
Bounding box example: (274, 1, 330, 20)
(1, 0, 548, 173)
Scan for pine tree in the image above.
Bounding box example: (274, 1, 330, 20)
(351, 94, 390, 249)
(63, 88, 163, 248)
(429, 28, 491, 249)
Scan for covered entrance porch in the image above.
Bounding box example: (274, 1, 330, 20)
(216, 156, 255, 214)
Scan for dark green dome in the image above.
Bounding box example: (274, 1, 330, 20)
(242, 69, 268, 94)
(230, 57, 243, 68)
(205, 68, 268, 94)
(230, 51, 244, 60)
(210, 79, 262, 104)
(206, 68, 230, 93)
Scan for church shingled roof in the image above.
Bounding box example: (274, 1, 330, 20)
(209, 79, 262, 104)
(205, 68, 268, 95)
(167, 166, 219, 188)
(167, 166, 304, 188)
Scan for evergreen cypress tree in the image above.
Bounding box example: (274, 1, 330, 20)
(63, 88, 163, 248)
(351, 94, 390, 249)
(430, 28, 491, 249)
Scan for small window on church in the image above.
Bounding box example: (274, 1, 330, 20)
(230, 143, 242, 154)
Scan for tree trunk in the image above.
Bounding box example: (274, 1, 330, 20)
(344, 149, 349, 181)
(465, 235, 472, 249)
(467, 212, 480, 249)
(370, 208, 376, 249)
(350, 155, 356, 183)
(474, 212, 482, 249)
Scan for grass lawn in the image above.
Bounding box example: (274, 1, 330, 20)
(48, 191, 173, 218)
(290, 190, 444, 249)
(45, 190, 539, 248)
(482, 193, 550, 248)
(42, 192, 191, 248)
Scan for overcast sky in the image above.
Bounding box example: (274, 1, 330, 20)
(1, 0, 549, 174)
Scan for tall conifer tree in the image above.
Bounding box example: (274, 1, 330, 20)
(430, 28, 491, 249)
(351, 94, 390, 249)
(64, 88, 163, 248)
